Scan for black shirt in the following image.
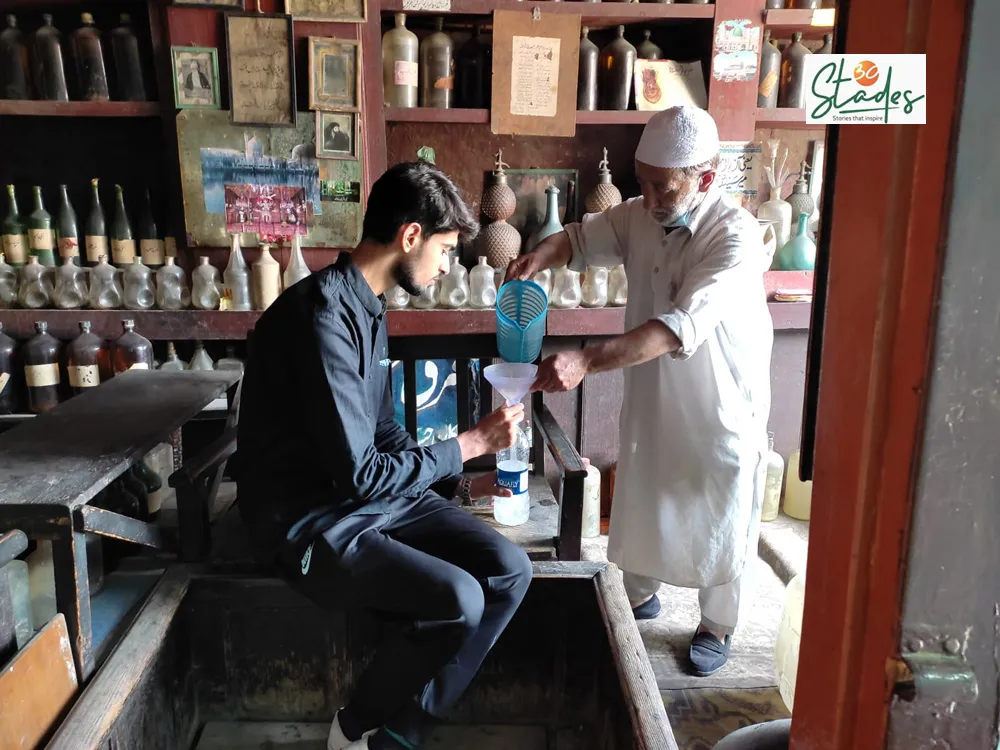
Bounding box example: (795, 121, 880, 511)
(237, 254, 463, 562)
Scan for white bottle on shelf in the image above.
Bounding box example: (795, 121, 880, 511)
(582, 458, 602, 538)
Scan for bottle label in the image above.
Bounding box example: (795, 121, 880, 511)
(496, 466, 529, 494)
(164, 236, 177, 258)
(25, 363, 59, 388)
(759, 70, 778, 98)
(140, 239, 165, 266)
(69, 364, 100, 388)
(433, 76, 454, 91)
(394, 60, 418, 87)
(28, 228, 54, 251)
(112, 238, 136, 265)
(58, 237, 80, 259)
(85, 235, 108, 263)
(0, 372, 8, 395)
(128, 362, 149, 371)
(2, 234, 26, 264)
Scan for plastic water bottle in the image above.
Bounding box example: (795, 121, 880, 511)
(494, 424, 530, 526)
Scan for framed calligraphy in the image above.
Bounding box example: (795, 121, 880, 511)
(285, 0, 366, 24)
(308, 37, 361, 112)
(225, 12, 296, 128)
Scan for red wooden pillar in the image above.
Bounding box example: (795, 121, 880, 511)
(707, 0, 766, 141)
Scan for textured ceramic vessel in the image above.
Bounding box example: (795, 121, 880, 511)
(585, 148, 623, 213)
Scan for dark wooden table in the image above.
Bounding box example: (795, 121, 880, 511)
(0, 370, 240, 681)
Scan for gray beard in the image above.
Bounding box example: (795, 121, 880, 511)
(657, 190, 706, 228)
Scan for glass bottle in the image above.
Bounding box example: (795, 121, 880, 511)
(636, 30, 662, 60)
(84, 179, 107, 267)
(779, 32, 811, 109)
(532, 269, 552, 302)
(469, 256, 497, 309)
(28, 186, 55, 266)
(550, 266, 582, 309)
(188, 340, 214, 371)
(0, 322, 16, 414)
(599, 27, 636, 111)
(23, 321, 61, 414)
(777, 212, 816, 272)
(608, 264, 628, 306)
(1, 185, 26, 267)
(455, 25, 489, 109)
(223, 234, 251, 311)
(577, 27, 598, 112)
(252, 244, 281, 311)
(192, 256, 221, 310)
(18, 256, 51, 309)
(386, 285, 410, 310)
(381, 13, 418, 109)
(761, 432, 786, 522)
(70, 13, 109, 101)
(758, 184, 793, 248)
(67, 320, 105, 394)
(31, 14, 68, 101)
(526, 185, 563, 253)
(111, 184, 135, 267)
(0, 15, 29, 100)
(437, 256, 469, 309)
(55, 185, 80, 266)
(581, 266, 609, 308)
(0, 253, 16, 307)
(158, 342, 186, 372)
(53, 257, 87, 309)
(112, 319, 152, 374)
(110, 14, 146, 102)
(215, 345, 243, 374)
(88, 255, 123, 309)
(758, 30, 781, 109)
(816, 33, 833, 55)
(155, 256, 189, 310)
(282, 234, 311, 289)
(138, 188, 164, 269)
(783, 449, 813, 520)
(420, 17, 454, 109)
(124, 257, 155, 310)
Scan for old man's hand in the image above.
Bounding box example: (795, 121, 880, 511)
(532, 350, 590, 393)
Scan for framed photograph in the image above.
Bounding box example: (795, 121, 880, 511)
(171, 47, 221, 110)
(173, 0, 243, 7)
(308, 37, 361, 112)
(316, 111, 357, 160)
(285, 0, 366, 24)
(225, 12, 296, 128)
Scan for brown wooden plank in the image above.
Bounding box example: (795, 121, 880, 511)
(45, 566, 192, 750)
(378, 0, 714, 23)
(764, 7, 836, 37)
(387, 309, 496, 336)
(0, 614, 79, 750)
(75, 506, 167, 549)
(0, 100, 160, 118)
(0, 310, 262, 342)
(754, 108, 826, 130)
(51, 528, 93, 681)
(593, 567, 679, 750)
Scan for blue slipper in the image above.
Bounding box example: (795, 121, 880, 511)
(689, 631, 732, 676)
(631, 595, 661, 620)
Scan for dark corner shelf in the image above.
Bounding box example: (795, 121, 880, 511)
(763, 8, 836, 36)
(384, 108, 655, 125)
(755, 108, 827, 130)
(380, 0, 714, 26)
(0, 100, 161, 118)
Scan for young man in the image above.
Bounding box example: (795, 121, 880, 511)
(237, 162, 532, 750)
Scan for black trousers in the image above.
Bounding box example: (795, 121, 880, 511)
(277, 493, 533, 744)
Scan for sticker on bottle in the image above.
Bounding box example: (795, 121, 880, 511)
(394, 60, 418, 87)
(140, 239, 165, 266)
(112, 238, 136, 265)
(164, 236, 177, 258)
(758, 70, 778, 98)
(69, 365, 100, 388)
(85, 235, 108, 263)
(496, 466, 529, 494)
(0, 372, 9, 395)
(58, 237, 80, 259)
(28, 228, 53, 251)
(128, 362, 149, 371)
(24, 363, 59, 388)
(433, 76, 454, 90)
(2, 234, 26, 264)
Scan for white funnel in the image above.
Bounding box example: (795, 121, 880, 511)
(484, 363, 538, 406)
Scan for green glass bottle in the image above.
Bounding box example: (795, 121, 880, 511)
(56, 185, 80, 266)
(28, 186, 55, 266)
(138, 188, 164, 269)
(84, 178, 108, 267)
(1, 185, 26, 268)
(111, 184, 135, 267)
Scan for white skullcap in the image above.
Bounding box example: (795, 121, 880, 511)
(635, 106, 720, 169)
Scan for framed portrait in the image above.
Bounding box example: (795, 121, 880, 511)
(171, 47, 221, 110)
(308, 37, 361, 112)
(316, 111, 357, 160)
(225, 12, 296, 127)
(285, 0, 365, 24)
(173, 0, 243, 7)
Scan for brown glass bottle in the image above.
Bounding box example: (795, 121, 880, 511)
(67, 320, 106, 394)
(70, 13, 110, 102)
(31, 14, 69, 102)
(455, 25, 489, 109)
(0, 321, 17, 414)
(112, 319, 152, 374)
(599, 27, 637, 111)
(110, 14, 147, 102)
(0, 14, 30, 100)
(24, 320, 61, 414)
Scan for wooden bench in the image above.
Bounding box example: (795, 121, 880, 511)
(0, 370, 240, 681)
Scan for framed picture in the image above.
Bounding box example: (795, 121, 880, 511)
(308, 37, 361, 112)
(173, 0, 243, 7)
(225, 12, 296, 127)
(316, 111, 357, 160)
(171, 47, 221, 110)
(285, 0, 365, 24)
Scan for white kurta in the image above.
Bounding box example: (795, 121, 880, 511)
(565, 189, 773, 589)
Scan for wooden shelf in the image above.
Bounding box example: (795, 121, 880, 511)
(0, 310, 261, 342)
(380, 0, 714, 25)
(576, 110, 653, 125)
(755, 107, 826, 129)
(764, 8, 836, 36)
(385, 108, 654, 125)
(0, 100, 161, 118)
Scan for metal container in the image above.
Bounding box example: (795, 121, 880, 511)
(599, 26, 636, 111)
(636, 30, 662, 60)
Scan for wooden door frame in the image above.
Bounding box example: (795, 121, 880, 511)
(790, 0, 970, 748)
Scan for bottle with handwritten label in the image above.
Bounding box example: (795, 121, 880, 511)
(18, 256, 52, 309)
(0, 322, 17, 414)
(0, 253, 16, 307)
(110, 14, 146, 101)
(84, 179, 107, 267)
(155, 256, 189, 310)
(138, 189, 164, 269)
(67, 321, 106, 394)
(0, 15, 30, 100)
(55, 185, 80, 266)
(70, 13, 110, 101)
(111, 184, 135, 266)
(124, 257, 156, 310)
(112, 319, 153, 374)
(31, 14, 69, 101)
(192, 256, 221, 310)
(89, 255, 123, 309)
(28, 187, 55, 266)
(1, 185, 26, 267)
(420, 17, 454, 109)
(382, 13, 418, 108)
(53, 257, 88, 309)
(24, 321, 62, 414)
(758, 30, 780, 108)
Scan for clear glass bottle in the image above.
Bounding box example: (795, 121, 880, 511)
(138, 188, 164, 269)
(70, 12, 109, 101)
(18, 256, 52, 309)
(550, 266, 582, 309)
(28, 186, 55, 266)
(155, 256, 189, 310)
(1, 184, 26, 268)
(192, 255, 221, 310)
(110, 13, 146, 101)
(608, 264, 628, 306)
(112, 319, 152, 374)
(252, 244, 281, 311)
(382, 13, 418, 108)
(67, 320, 106, 394)
(282, 234, 311, 289)
(761, 432, 786, 522)
(158, 342, 186, 371)
(53, 256, 87, 309)
(532, 269, 552, 302)
(0, 321, 17, 414)
(758, 184, 793, 249)
(437, 256, 469, 308)
(420, 17, 454, 109)
(24, 321, 61, 413)
(0, 253, 17, 307)
(111, 184, 135, 267)
(215, 345, 243, 374)
(581, 266, 609, 308)
(494, 423, 530, 527)
(188, 340, 214, 371)
(88, 255, 123, 309)
(31, 14, 68, 101)
(55, 185, 80, 266)
(469, 256, 497, 309)
(410, 278, 439, 309)
(0, 15, 29, 101)
(84, 178, 107, 267)
(386, 285, 410, 309)
(124, 257, 155, 310)
(223, 234, 251, 311)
